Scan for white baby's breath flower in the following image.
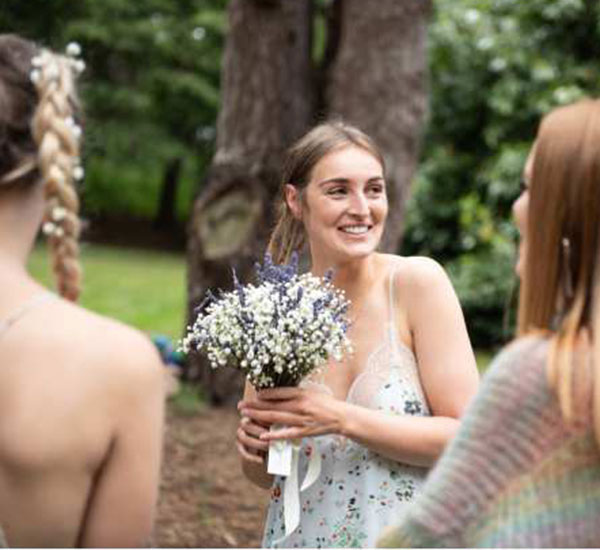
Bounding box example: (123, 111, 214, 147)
(180, 254, 352, 389)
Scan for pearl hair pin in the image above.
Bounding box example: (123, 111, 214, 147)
(30, 42, 86, 240)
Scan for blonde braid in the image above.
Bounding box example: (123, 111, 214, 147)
(30, 48, 84, 301)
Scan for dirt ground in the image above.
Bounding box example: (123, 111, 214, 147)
(155, 405, 269, 548)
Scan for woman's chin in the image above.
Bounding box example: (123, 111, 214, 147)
(339, 240, 380, 260)
(336, 230, 382, 255)
(324, 244, 374, 265)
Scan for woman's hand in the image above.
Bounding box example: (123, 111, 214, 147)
(238, 387, 348, 441)
(236, 413, 270, 465)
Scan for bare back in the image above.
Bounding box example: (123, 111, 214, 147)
(0, 291, 164, 547)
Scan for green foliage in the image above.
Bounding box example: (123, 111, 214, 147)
(475, 349, 494, 373)
(402, 0, 600, 346)
(169, 381, 207, 416)
(28, 244, 186, 340)
(0, 0, 226, 220)
(447, 241, 517, 347)
(6, 0, 600, 350)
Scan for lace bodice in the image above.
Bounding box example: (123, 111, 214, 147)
(303, 262, 428, 411)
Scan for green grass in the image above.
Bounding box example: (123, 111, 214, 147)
(29, 242, 498, 379)
(475, 349, 494, 373)
(169, 381, 207, 416)
(28, 243, 186, 341)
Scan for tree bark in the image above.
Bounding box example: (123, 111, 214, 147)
(186, 0, 313, 404)
(186, 0, 432, 405)
(326, 0, 432, 252)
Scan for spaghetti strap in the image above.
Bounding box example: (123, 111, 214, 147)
(387, 263, 399, 346)
(0, 291, 55, 340)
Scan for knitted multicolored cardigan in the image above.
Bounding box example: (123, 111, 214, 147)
(379, 336, 600, 548)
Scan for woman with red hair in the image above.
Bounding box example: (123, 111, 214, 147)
(380, 99, 600, 547)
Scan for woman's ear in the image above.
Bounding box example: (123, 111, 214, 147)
(284, 184, 302, 220)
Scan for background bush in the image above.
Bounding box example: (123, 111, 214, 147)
(402, 0, 600, 347)
(4, 0, 600, 348)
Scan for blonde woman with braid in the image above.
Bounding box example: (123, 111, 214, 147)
(0, 35, 164, 547)
(236, 122, 479, 547)
(380, 99, 600, 547)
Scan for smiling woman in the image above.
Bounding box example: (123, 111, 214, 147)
(235, 121, 480, 548)
(286, 145, 387, 264)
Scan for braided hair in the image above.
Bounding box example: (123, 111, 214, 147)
(0, 34, 84, 301)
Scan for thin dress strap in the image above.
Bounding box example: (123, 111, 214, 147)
(388, 263, 399, 347)
(0, 291, 55, 340)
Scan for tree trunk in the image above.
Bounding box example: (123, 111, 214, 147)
(186, 0, 432, 405)
(326, 0, 432, 253)
(186, 0, 313, 405)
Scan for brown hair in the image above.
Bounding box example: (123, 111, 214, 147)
(0, 34, 83, 301)
(517, 99, 600, 433)
(267, 121, 385, 264)
(594, 252, 600, 444)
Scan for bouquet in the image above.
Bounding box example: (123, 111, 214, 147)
(181, 252, 352, 475)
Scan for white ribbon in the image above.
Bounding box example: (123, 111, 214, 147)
(267, 431, 294, 477)
(268, 432, 322, 545)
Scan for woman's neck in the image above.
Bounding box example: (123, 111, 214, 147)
(0, 236, 44, 308)
(312, 253, 381, 302)
(0, 185, 44, 277)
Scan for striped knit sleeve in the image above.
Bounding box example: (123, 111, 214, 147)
(378, 336, 551, 548)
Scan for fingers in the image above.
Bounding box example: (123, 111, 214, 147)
(236, 418, 268, 465)
(260, 422, 326, 441)
(260, 426, 306, 441)
(236, 441, 263, 464)
(237, 388, 303, 410)
(239, 395, 309, 416)
(254, 418, 272, 428)
(237, 424, 269, 452)
(241, 408, 303, 427)
(237, 400, 276, 426)
(241, 417, 269, 440)
(239, 398, 297, 412)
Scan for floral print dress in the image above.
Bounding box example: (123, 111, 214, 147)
(262, 266, 431, 548)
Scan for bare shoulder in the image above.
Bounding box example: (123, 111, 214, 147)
(35, 298, 164, 385)
(85, 311, 163, 387)
(385, 255, 451, 294)
(93, 315, 163, 381)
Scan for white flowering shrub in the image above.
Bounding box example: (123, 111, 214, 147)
(181, 254, 352, 388)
